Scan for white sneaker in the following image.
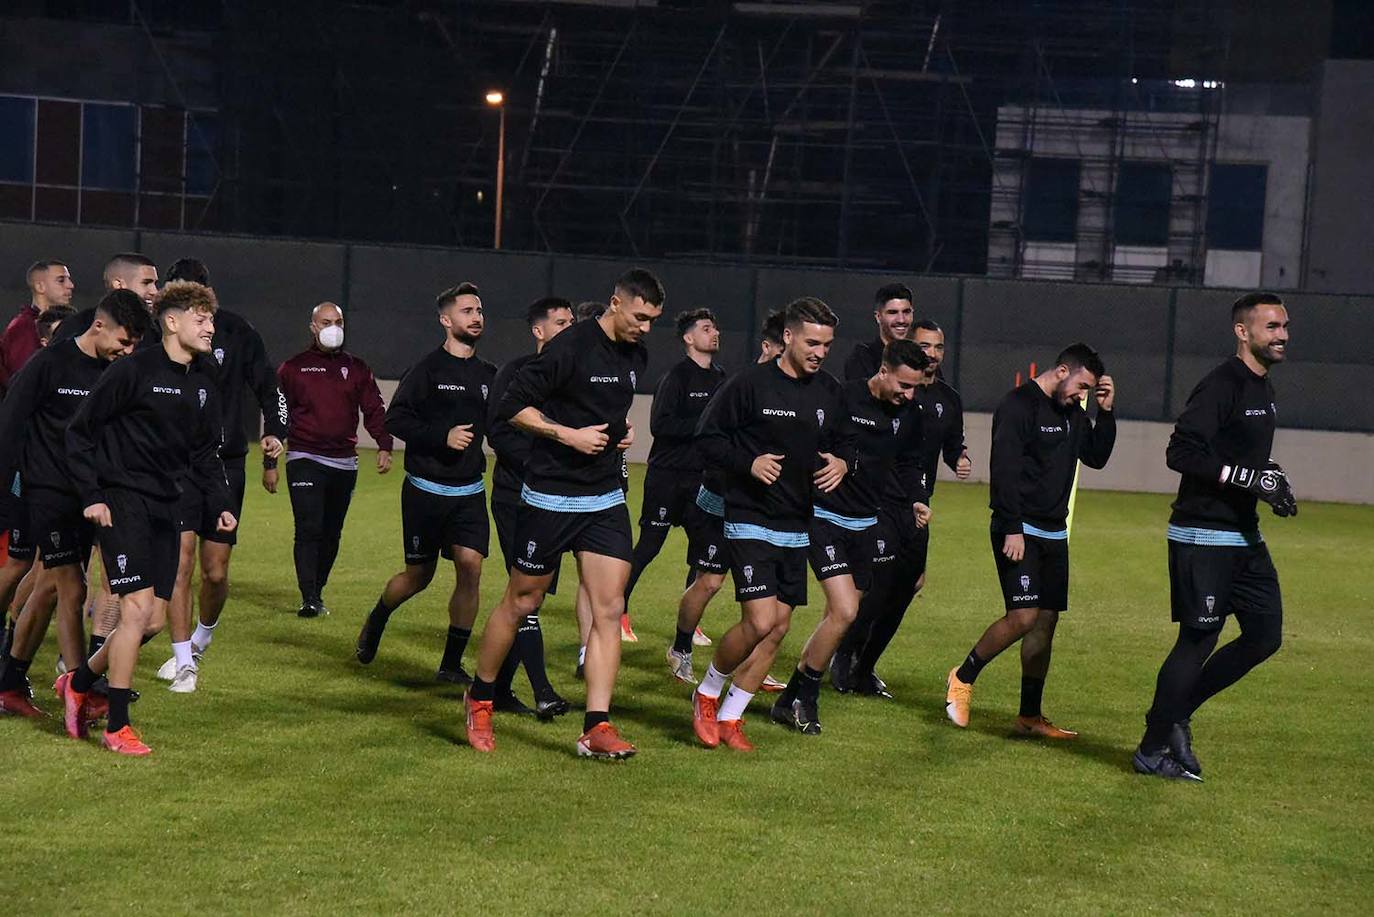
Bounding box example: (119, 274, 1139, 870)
(666, 646, 697, 685)
(692, 627, 712, 647)
(156, 656, 177, 681)
(169, 664, 199, 693)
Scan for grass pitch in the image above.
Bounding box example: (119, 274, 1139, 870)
(4, 455, 1372, 915)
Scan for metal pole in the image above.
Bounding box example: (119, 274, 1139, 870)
(494, 105, 506, 250)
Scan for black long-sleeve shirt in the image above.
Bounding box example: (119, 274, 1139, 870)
(66, 346, 230, 514)
(988, 382, 1116, 535)
(696, 360, 854, 535)
(914, 377, 966, 501)
(0, 339, 108, 498)
(194, 309, 288, 460)
(487, 352, 536, 503)
(842, 338, 884, 381)
(817, 378, 925, 521)
(495, 318, 647, 500)
(1167, 356, 1277, 532)
(385, 347, 497, 486)
(647, 356, 726, 473)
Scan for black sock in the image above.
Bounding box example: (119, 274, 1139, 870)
(955, 648, 988, 685)
(87, 634, 106, 657)
(799, 664, 824, 701)
(470, 677, 495, 702)
(1140, 713, 1173, 752)
(0, 653, 32, 691)
(514, 612, 552, 695)
(583, 710, 610, 733)
(672, 627, 694, 655)
(494, 648, 520, 694)
(106, 687, 131, 732)
(71, 661, 98, 694)
(783, 667, 806, 700)
(1019, 676, 1045, 718)
(440, 626, 472, 672)
(369, 597, 393, 623)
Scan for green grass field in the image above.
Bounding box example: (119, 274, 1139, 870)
(4, 456, 1372, 914)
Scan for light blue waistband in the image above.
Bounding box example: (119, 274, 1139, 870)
(407, 474, 484, 497)
(1023, 523, 1068, 541)
(1167, 524, 1263, 547)
(724, 522, 809, 548)
(813, 505, 878, 531)
(521, 484, 625, 513)
(695, 486, 725, 518)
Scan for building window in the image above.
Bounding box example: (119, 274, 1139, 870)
(1207, 163, 1267, 251)
(0, 96, 36, 219)
(1022, 158, 1080, 242)
(1114, 162, 1172, 246)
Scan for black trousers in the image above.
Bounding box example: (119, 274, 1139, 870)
(841, 508, 929, 675)
(287, 458, 357, 603)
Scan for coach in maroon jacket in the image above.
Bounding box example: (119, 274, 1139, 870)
(271, 302, 393, 617)
(0, 260, 74, 396)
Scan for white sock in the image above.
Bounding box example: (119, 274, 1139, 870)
(192, 620, 216, 649)
(717, 685, 754, 722)
(578, 645, 587, 666)
(172, 640, 194, 670)
(698, 664, 729, 700)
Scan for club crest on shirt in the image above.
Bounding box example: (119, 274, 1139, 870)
(1019, 574, 1030, 591)
(825, 545, 836, 562)
(481, 384, 488, 401)
(936, 402, 944, 418)
(527, 540, 537, 558)
(214, 348, 225, 365)
(892, 418, 900, 435)
(341, 366, 349, 380)
(198, 388, 207, 408)
(816, 408, 825, 426)
(1205, 595, 1215, 613)
(629, 371, 637, 389)
(742, 565, 754, 584)
(117, 554, 128, 574)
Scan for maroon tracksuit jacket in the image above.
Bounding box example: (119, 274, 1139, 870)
(0, 305, 40, 396)
(277, 347, 393, 457)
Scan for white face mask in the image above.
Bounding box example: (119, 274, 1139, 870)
(318, 325, 344, 350)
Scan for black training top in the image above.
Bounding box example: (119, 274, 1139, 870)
(385, 346, 497, 486)
(495, 318, 648, 499)
(487, 351, 537, 503)
(1167, 356, 1278, 532)
(696, 359, 854, 534)
(816, 377, 926, 520)
(988, 382, 1116, 535)
(66, 345, 229, 513)
(0, 339, 108, 496)
(914, 376, 966, 501)
(647, 356, 726, 473)
(193, 309, 287, 461)
(842, 338, 884, 382)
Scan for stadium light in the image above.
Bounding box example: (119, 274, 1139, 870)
(486, 90, 506, 249)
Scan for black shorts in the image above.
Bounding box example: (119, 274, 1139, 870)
(179, 456, 247, 545)
(1168, 539, 1281, 631)
(401, 476, 490, 565)
(637, 468, 700, 529)
(510, 501, 633, 577)
(807, 517, 880, 593)
(7, 499, 33, 562)
(98, 489, 181, 599)
(492, 496, 559, 594)
(991, 530, 1069, 612)
(26, 488, 94, 568)
(729, 535, 808, 608)
(684, 502, 730, 574)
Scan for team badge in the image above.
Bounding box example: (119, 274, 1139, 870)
(742, 565, 754, 584)
(50, 532, 60, 547)
(481, 384, 488, 401)
(816, 408, 825, 426)
(892, 418, 900, 434)
(412, 536, 420, 552)
(1019, 574, 1030, 591)
(341, 366, 349, 380)
(213, 348, 225, 365)
(630, 371, 637, 388)
(877, 539, 886, 554)
(825, 545, 836, 562)
(658, 506, 667, 521)
(707, 544, 717, 560)
(527, 540, 537, 558)
(936, 402, 944, 418)
(117, 554, 128, 574)
(1205, 595, 1216, 613)
(198, 388, 207, 408)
